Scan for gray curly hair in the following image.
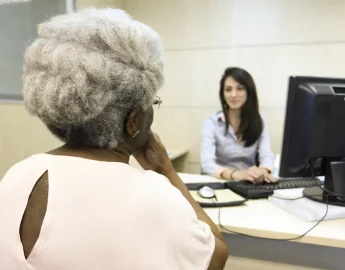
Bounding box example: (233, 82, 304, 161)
(22, 8, 164, 149)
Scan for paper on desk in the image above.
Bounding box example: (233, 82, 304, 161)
(179, 173, 223, 184)
(190, 189, 244, 204)
(273, 188, 304, 199)
(269, 189, 345, 221)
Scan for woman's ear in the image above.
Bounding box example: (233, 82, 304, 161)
(126, 111, 139, 137)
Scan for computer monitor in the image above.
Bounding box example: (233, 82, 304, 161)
(279, 76, 345, 207)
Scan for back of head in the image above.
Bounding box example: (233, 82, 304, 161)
(23, 8, 164, 149)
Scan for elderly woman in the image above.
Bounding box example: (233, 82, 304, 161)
(0, 8, 228, 270)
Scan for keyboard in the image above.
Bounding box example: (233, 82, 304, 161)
(225, 178, 323, 199)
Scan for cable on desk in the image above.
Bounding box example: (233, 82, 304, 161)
(270, 195, 305, 201)
(214, 195, 330, 241)
(315, 184, 345, 200)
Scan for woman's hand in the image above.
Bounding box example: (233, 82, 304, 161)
(132, 132, 174, 174)
(247, 166, 265, 182)
(257, 167, 277, 183)
(232, 166, 278, 183)
(231, 169, 255, 182)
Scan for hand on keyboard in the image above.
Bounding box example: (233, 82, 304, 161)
(233, 166, 278, 184)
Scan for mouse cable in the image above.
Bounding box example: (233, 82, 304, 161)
(214, 195, 329, 242)
(315, 184, 345, 200)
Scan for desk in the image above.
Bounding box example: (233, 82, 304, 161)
(179, 173, 345, 269)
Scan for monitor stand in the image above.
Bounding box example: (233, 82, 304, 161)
(303, 158, 345, 207)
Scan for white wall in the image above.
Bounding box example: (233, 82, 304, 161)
(78, 0, 124, 8)
(124, 0, 345, 173)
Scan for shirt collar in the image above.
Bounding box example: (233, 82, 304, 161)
(216, 111, 226, 123)
(217, 111, 239, 139)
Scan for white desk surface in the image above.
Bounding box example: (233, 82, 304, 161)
(179, 173, 345, 249)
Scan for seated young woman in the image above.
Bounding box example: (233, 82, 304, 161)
(201, 67, 277, 183)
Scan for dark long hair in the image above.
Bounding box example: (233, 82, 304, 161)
(219, 67, 262, 147)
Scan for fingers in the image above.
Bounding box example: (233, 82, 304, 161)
(262, 173, 278, 183)
(234, 170, 255, 182)
(244, 166, 278, 184)
(152, 132, 161, 142)
(146, 132, 169, 162)
(243, 172, 256, 182)
(266, 174, 278, 183)
(133, 132, 157, 158)
(247, 166, 264, 182)
(247, 167, 259, 178)
(271, 176, 279, 183)
(263, 177, 271, 183)
(242, 176, 255, 183)
(149, 132, 164, 147)
(146, 132, 162, 150)
(247, 170, 260, 179)
(247, 176, 256, 182)
(132, 151, 141, 158)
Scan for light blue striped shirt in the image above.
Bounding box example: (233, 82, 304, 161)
(201, 111, 274, 178)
